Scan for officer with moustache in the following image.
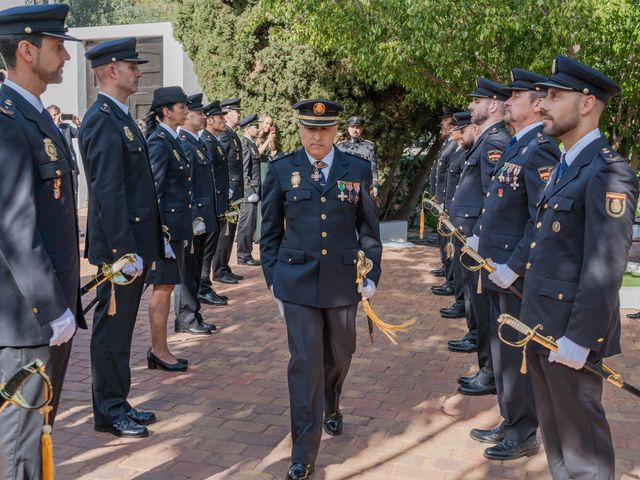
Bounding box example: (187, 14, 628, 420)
(449, 78, 511, 398)
(522, 56, 638, 479)
(213, 98, 245, 284)
(0, 5, 85, 477)
(80, 37, 163, 437)
(261, 100, 382, 480)
(468, 69, 560, 460)
(199, 100, 230, 306)
(174, 93, 217, 335)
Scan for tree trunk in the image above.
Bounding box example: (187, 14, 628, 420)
(381, 144, 429, 220)
(390, 137, 443, 221)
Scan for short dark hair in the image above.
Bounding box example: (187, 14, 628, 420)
(0, 34, 43, 69)
(47, 104, 61, 114)
(529, 90, 547, 102)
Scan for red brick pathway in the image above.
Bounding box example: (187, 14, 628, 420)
(52, 244, 640, 479)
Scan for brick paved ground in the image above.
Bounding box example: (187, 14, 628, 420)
(53, 238, 640, 479)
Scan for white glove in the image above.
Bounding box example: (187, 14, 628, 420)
(164, 237, 175, 259)
(488, 263, 519, 289)
(357, 279, 377, 299)
(466, 234, 480, 252)
(439, 203, 444, 209)
(247, 193, 259, 203)
(49, 309, 76, 346)
(549, 336, 590, 370)
(228, 189, 234, 199)
(193, 220, 206, 236)
(121, 254, 143, 277)
(372, 186, 378, 198)
(270, 285, 284, 319)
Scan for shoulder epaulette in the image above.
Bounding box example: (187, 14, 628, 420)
(536, 132, 549, 144)
(179, 134, 187, 141)
(363, 139, 374, 145)
(599, 146, 624, 164)
(271, 151, 294, 162)
(489, 127, 499, 134)
(0, 97, 14, 118)
(99, 102, 110, 113)
(157, 131, 166, 139)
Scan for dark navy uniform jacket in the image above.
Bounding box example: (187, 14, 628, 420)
(180, 130, 219, 233)
(0, 83, 86, 347)
(241, 135, 261, 200)
(201, 129, 229, 217)
(261, 147, 382, 308)
(449, 121, 511, 236)
(521, 135, 638, 361)
(147, 126, 193, 242)
(219, 125, 243, 201)
(475, 124, 560, 290)
(80, 94, 163, 266)
(435, 139, 457, 204)
(444, 146, 466, 212)
(336, 138, 378, 188)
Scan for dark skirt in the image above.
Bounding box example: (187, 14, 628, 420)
(146, 240, 185, 285)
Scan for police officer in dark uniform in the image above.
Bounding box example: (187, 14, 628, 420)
(261, 99, 382, 480)
(80, 37, 163, 438)
(174, 93, 217, 335)
(336, 116, 379, 197)
(440, 111, 473, 319)
(522, 56, 638, 479)
(145, 86, 192, 372)
(236, 113, 261, 265)
(0, 5, 86, 477)
(199, 100, 230, 306)
(469, 69, 560, 460)
(213, 98, 245, 284)
(449, 78, 511, 396)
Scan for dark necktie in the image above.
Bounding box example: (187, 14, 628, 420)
(312, 160, 328, 186)
(557, 154, 568, 181)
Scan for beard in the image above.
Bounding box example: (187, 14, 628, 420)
(543, 108, 580, 137)
(471, 108, 489, 126)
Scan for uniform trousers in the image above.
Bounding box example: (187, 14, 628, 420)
(236, 201, 257, 261)
(467, 270, 495, 384)
(528, 352, 614, 480)
(485, 288, 537, 442)
(449, 248, 466, 308)
(213, 220, 237, 278)
(91, 271, 146, 427)
(175, 234, 207, 329)
(282, 301, 358, 465)
(199, 221, 222, 294)
(0, 341, 73, 480)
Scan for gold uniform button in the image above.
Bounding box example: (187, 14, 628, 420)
(112, 248, 118, 253)
(321, 249, 328, 256)
(597, 338, 604, 343)
(188, 204, 192, 209)
(536, 221, 542, 229)
(32, 307, 39, 314)
(530, 242, 536, 248)
(320, 196, 327, 203)
(293, 196, 297, 201)
(321, 232, 327, 238)
(526, 262, 531, 270)
(464, 213, 469, 217)
(491, 176, 495, 181)
(171, 208, 175, 212)
(55, 169, 61, 176)
(557, 293, 564, 300)
(188, 177, 192, 181)
(188, 191, 192, 195)
(486, 192, 490, 197)
(321, 213, 327, 220)
(543, 203, 548, 209)
(288, 258, 292, 263)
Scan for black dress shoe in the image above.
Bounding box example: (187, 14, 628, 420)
(626, 311, 640, 319)
(458, 377, 496, 396)
(447, 338, 477, 352)
(147, 349, 188, 372)
(174, 322, 212, 335)
(484, 439, 539, 460)
(431, 284, 455, 296)
(238, 257, 261, 266)
(216, 273, 238, 284)
(213, 291, 229, 301)
(457, 372, 478, 386)
(431, 267, 446, 277)
(286, 463, 314, 480)
(228, 271, 244, 281)
(198, 291, 228, 306)
(440, 302, 466, 318)
(127, 408, 157, 426)
(470, 425, 505, 444)
(195, 312, 216, 331)
(95, 418, 148, 438)
(323, 412, 343, 436)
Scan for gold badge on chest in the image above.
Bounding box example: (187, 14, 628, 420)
(173, 149, 180, 161)
(43, 138, 57, 162)
(123, 126, 134, 141)
(291, 171, 301, 188)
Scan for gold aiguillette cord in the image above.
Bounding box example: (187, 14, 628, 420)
(356, 251, 416, 345)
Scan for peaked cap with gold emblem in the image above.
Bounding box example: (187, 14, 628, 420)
(293, 99, 344, 127)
